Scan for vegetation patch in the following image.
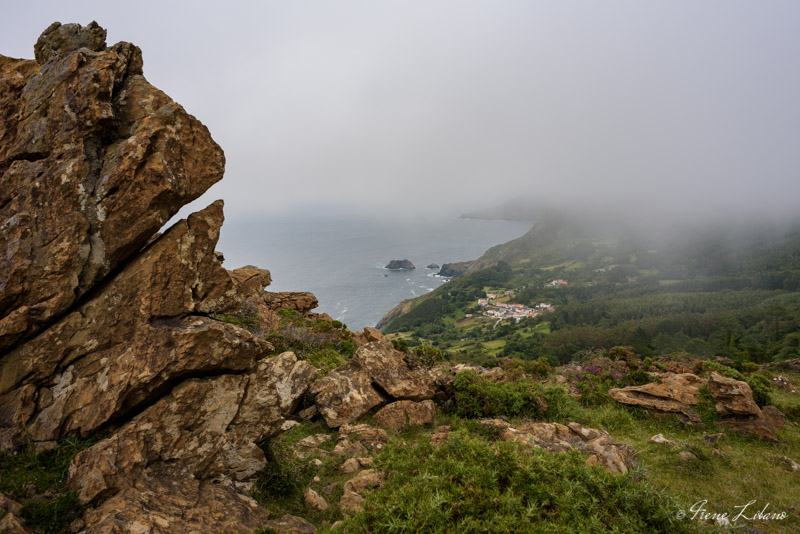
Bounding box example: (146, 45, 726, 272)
(451, 371, 550, 419)
(0, 438, 95, 533)
(331, 430, 704, 533)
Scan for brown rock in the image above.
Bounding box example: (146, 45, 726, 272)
(1, 23, 225, 351)
(304, 488, 329, 512)
(263, 292, 319, 315)
(718, 415, 778, 442)
(707, 372, 761, 416)
(492, 420, 635, 474)
(343, 469, 382, 495)
(677, 451, 698, 462)
(339, 489, 364, 513)
(649, 433, 681, 449)
(311, 341, 436, 427)
(261, 514, 317, 534)
(353, 327, 385, 345)
(0, 509, 35, 534)
(609, 373, 705, 418)
(34, 21, 107, 63)
(354, 341, 437, 400)
(293, 434, 334, 459)
(78, 475, 270, 534)
(333, 438, 369, 458)
(703, 433, 725, 444)
(339, 457, 362, 474)
(0, 203, 269, 447)
(338, 423, 388, 450)
(67, 352, 317, 503)
(762, 405, 786, 432)
(373, 400, 437, 432)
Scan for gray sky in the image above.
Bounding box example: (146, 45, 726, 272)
(3, 1, 799, 221)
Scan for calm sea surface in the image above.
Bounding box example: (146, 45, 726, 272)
(217, 212, 532, 330)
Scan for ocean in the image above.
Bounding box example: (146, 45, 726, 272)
(217, 211, 532, 330)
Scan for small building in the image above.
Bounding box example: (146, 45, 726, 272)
(486, 293, 497, 299)
(465, 314, 473, 318)
(504, 290, 515, 296)
(478, 299, 488, 306)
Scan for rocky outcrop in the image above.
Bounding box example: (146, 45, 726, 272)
(437, 261, 471, 278)
(0, 202, 271, 449)
(609, 373, 704, 422)
(610, 372, 784, 440)
(263, 291, 320, 315)
(0, 22, 225, 352)
(67, 352, 316, 503)
(385, 259, 415, 270)
(0, 22, 323, 532)
(311, 341, 436, 427)
(426, 263, 440, 269)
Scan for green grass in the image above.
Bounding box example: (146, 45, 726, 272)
(0, 437, 95, 533)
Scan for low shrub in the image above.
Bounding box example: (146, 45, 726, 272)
(497, 357, 552, 380)
(252, 439, 314, 501)
(570, 365, 654, 406)
(746, 372, 773, 407)
(333, 431, 703, 533)
(407, 345, 445, 369)
(696, 386, 719, 424)
(452, 371, 547, 418)
(701, 361, 744, 381)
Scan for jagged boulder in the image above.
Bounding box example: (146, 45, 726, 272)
(0, 202, 269, 449)
(707, 371, 761, 415)
(0, 22, 225, 352)
(67, 352, 316, 503)
(311, 341, 436, 427)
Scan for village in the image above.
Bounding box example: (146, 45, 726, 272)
(467, 290, 555, 323)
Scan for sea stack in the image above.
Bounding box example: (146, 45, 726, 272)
(385, 259, 415, 270)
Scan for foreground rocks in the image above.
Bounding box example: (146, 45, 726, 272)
(0, 22, 320, 533)
(311, 340, 436, 427)
(476, 419, 636, 474)
(67, 352, 317, 503)
(610, 372, 785, 440)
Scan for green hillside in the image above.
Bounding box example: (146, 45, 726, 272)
(381, 212, 800, 366)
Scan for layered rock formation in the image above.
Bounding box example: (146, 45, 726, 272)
(0, 22, 319, 533)
(609, 372, 785, 440)
(0, 22, 225, 353)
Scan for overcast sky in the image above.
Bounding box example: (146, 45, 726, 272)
(2, 1, 799, 221)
